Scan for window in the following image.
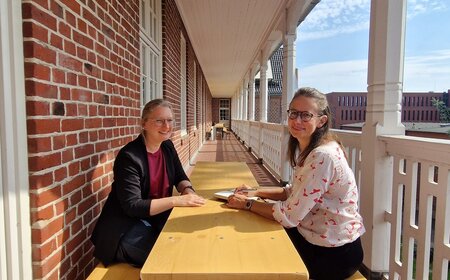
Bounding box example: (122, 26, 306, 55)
(219, 99, 230, 121)
(193, 61, 197, 128)
(140, 0, 162, 106)
(180, 32, 187, 134)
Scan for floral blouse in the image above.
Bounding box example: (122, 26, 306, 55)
(272, 141, 365, 247)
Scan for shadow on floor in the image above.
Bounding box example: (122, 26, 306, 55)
(189, 132, 280, 187)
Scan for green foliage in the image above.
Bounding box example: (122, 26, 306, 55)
(431, 98, 450, 122)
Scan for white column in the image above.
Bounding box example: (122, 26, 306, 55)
(0, 0, 32, 279)
(236, 89, 242, 120)
(248, 74, 255, 121)
(242, 79, 248, 120)
(259, 61, 268, 122)
(281, 33, 296, 124)
(360, 0, 406, 276)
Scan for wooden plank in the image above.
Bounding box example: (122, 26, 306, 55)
(141, 161, 308, 280)
(87, 263, 139, 280)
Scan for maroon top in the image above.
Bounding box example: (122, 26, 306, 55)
(147, 148, 169, 198)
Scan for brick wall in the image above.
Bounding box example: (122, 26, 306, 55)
(22, 0, 141, 279)
(22, 0, 212, 278)
(162, 0, 212, 165)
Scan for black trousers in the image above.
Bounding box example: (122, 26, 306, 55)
(285, 227, 363, 280)
(115, 220, 159, 267)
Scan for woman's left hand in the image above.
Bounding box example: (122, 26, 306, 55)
(226, 193, 247, 209)
(174, 193, 206, 207)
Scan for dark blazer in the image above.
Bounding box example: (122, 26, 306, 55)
(90, 134, 189, 266)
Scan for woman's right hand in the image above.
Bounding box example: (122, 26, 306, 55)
(173, 193, 206, 207)
(234, 184, 257, 197)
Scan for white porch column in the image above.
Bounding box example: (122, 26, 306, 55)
(238, 89, 242, 120)
(360, 0, 406, 277)
(248, 73, 256, 121)
(242, 78, 249, 120)
(0, 0, 33, 279)
(259, 61, 268, 122)
(281, 33, 296, 124)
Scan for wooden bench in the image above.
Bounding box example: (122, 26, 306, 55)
(86, 263, 140, 280)
(346, 270, 366, 280)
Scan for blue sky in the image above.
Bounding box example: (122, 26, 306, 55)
(295, 0, 450, 93)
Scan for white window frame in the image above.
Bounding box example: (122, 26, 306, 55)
(140, 0, 162, 107)
(180, 32, 187, 135)
(193, 61, 197, 129)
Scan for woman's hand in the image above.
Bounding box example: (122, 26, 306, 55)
(234, 184, 258, 197)
(226, 193, 247, 209)
(173, 193, 206, 207)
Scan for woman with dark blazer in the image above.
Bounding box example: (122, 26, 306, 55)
(91, 99, 205, 267)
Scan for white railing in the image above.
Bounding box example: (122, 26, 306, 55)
(381, 135, 450, 280)
(231, 120, 450, 280)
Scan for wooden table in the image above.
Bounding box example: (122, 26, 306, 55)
(141, 162, 308, 280)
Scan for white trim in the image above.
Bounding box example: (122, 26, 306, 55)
(180, 32, 187, 135)
(0, 0, 32, 279)
(140, 0, 162, 106)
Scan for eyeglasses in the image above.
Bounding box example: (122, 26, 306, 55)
(287, 110, 322, 122)
(151, 118, 174, 126)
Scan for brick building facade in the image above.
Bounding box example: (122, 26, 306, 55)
(20, 0, 212, 279)
(326, 91, 449, 128)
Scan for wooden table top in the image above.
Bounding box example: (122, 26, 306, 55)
(141, 161, 308, 280)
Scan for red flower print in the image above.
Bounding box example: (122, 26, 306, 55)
(309, 188, 321, 195)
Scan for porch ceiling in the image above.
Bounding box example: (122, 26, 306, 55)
(175, 0, 315, 98)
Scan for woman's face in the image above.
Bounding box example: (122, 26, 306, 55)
(142, 106, 174, 144)
(287, 95, 327, 144)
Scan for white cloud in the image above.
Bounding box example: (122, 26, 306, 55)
(297, 0, 448, 42)
(298, 50, 450, 93)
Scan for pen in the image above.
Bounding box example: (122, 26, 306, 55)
(234, 188, 258, 193)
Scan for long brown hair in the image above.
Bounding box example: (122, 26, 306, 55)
(287, 87, 343, 167)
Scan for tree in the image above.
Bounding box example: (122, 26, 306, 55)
(431, 97, 450, 122)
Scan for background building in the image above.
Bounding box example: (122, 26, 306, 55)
(327, 90, 449, 128)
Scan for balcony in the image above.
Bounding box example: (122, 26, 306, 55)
(1, 0, 449, 279)
(227, 121, 450, 279)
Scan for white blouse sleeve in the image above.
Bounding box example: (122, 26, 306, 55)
(272, 149, 336, 228)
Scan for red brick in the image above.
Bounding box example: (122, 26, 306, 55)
(71, 88, 92, 102)
(55, 199, 69, 216)
(60, 0, 81, 15)
(50, 1, 63, 18)
(27, 118, 60, 135)
(22, 21, 48, 42)
(28, 135, 52, 153)
(22, 3, 57, 31)
(74, 144, 94, 159)
(50, 33, 63, 50)
(26, 100, 50, 116)
(58, 53, 82, 72)
(62, 148, 74, 163)
(64, 207, 77, 226)
(62, 174, 85, 195)
(25, 80, 58, 99)
(31, 205, 54, 223)
(52, 68, 66, 83)
(58, 21, 71, 39)
(61, 119, 84, 132)
(30, 187, 61, 209)
(29, 172, 53, 190)
(23, 41, 56, 65)
(28, 152, 62, 172)
(54, 166, 68, 182)
(32, 237, 57, 261)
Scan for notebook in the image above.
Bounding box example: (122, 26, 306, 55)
(213, 189, 259, 201)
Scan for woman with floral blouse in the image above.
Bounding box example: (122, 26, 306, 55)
(227, 87, 365, 280)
